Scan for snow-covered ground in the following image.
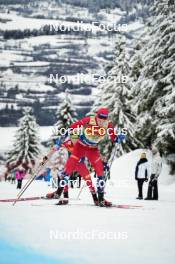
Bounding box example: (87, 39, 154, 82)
(0, 149, 175, 264)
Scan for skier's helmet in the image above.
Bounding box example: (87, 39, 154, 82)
(96, 108, 109, 128)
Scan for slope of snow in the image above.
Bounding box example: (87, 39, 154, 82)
(0, 149, 175, 264)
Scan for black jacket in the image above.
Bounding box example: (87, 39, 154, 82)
(135, 158, 148, 180)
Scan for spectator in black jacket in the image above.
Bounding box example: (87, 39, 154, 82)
(135, 152, 148, 200)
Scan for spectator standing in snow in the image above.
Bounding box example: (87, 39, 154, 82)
(11, 169, 16, 184)
(135, 152, 148, 200)
(16, 166, 26, 189)
(145, 147, 162, 200)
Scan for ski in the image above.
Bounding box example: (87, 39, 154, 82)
(39, 204, 142, 209)
(30, 201, 143, 209)
(0, 197, 143, 209)
(0, 196, 81, 203)
(0, 196, 46, 203)
(111, 204, 143, 209)
(54, 199, 143, 209)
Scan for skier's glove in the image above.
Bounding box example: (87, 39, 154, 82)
(53, 137, 64, 150)
(116, 134, 126, 144)
(145, 178, 148, 182)
(55, 138, 62, 147)
(54, 132, 68, 149)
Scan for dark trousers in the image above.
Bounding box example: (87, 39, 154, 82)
(17, 179, 22, 189)
(137, 179, 145, 198)
(11, 178, 16, 184)
(147, 174, 158, 200)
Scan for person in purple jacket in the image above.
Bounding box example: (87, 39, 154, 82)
(16, 166, 26, 189)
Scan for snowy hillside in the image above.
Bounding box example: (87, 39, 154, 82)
(0, 0, 144, 125)
(0, 1, 174, 263)
(0, 150, 175, 264)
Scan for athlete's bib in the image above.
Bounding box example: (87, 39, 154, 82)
(80, 116, 108, 146)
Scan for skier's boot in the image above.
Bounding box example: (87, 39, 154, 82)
(56, 191, 69, 205)
(104, 198, 112, 207)
(91, 192, 99, 206)
(46, 191, 59, 199)
(46, 186, 64, 199)
(98, 192, 112, 207)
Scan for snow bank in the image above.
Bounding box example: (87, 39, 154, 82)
(0, 149, 175, 264)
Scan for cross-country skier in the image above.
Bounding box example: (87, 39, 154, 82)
(43, 137, 100, 205)
(145, 147, 162, 200)
(51, 108, 125, 207)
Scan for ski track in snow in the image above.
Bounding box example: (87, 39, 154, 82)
(0, 150, 175, 264)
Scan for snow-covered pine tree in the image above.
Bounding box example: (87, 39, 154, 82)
(132, 0, 175, 173)
(7, 107, 40, 170)
(129, 37, 153, 147)
(129, 41, 145, 83)
(53, 90, 77, 138)
(91, 35, 142, 158)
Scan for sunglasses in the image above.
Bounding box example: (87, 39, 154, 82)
(98, 114, 108, 120)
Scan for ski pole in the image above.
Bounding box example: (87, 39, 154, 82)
(16, 163, 41, 198)
(17, 163, 44, 197)
(16, 151, 51, 198)
(13, 136, 65, 206)
(16, 176, 32, 198)
(109, 143, 120, 169)
(12, 162, 47, 206)
(16, 142, 57, 199)
(76, 181, 86, 200)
